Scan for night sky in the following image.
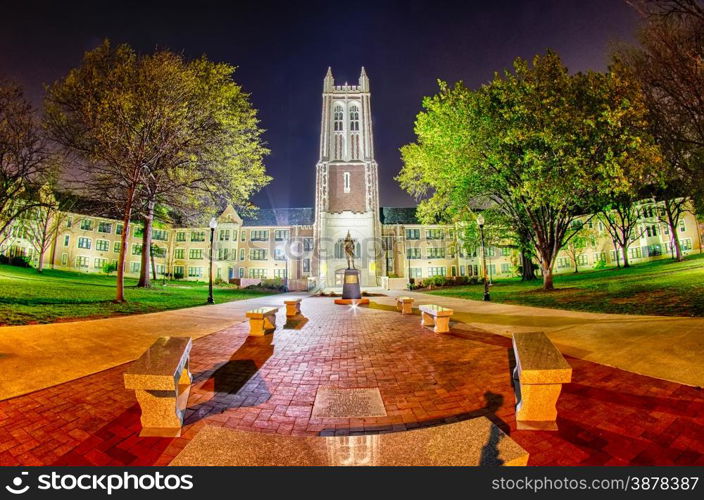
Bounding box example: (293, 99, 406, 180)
(1, 0, 639, 210)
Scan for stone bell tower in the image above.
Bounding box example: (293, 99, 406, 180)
(313, 67, 382, 288)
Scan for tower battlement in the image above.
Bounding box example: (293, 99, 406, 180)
(323, 67, 370, 94)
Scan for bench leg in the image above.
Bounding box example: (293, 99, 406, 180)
(134, 382, 190, 437)
(421, 311, 434, 327)
(515, 382, 563, 431)
(286, 304, 298, 317)
(179, 360, 193, 386)
(396, 302, 402, 312)
(434, 316, 450, 334)
(401, 302, 413, 315)
(263, 314, 276, 331)
(249, 318, 265, 336)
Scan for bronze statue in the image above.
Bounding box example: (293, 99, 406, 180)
(343, 231, 356, 269)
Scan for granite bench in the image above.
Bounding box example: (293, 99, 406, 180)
(512, 331, 572, 431)
(123, 336, 193, 437)
(396, 296, 414, 315)
(418, 304, 454, 333)
(284, 298, 302, 317)
(170, 416, 529, 466)
(246, 307, 279, 336)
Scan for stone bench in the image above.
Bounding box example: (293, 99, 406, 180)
(123, 336, 193, 437)
(284, 298, 302, 317)
(246, 307, 279, 336)
(170, 416, 529, 466)
(419, 304, 454, 333)
(512, 332, 572, 431)
(396, 296, 414, 315)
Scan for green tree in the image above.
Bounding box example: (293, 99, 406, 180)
(398, 52, 659, 290)
(135, 56, 269, 288)
(44, 40, 269, 300)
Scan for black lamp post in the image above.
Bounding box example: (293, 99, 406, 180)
(207, 217, 217, 304)
(477, 214, 490, 301)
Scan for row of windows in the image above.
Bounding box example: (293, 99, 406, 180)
(69, 224, 301, 244)
(67, 218, 132, 237)
(65, 254, 157, 275)
(405, 229, 455, 240)
(171, 247, 295, 262)
(408, 263, 514, 279)
(405, 246, 510, 259)
(68, 237, 164, 257)
(170, 265, 203, 278)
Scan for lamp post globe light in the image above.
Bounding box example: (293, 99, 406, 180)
(207, 217, 217, 304)
(476, 214, 490, 302)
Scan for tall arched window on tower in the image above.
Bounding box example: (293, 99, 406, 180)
(349, 104, 359, 131)
(333, 105, 344, 131)
(343, 172, 351, 193)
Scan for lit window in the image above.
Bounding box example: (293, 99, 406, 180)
(343, 172, 351, 193)
(349, 104, 359, 131)
(250, 248, 267, 260)
(333, 104, 344, 131)
(251, 230, 268, 241)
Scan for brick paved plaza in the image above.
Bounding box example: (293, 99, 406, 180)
(1, 298, 703, 466)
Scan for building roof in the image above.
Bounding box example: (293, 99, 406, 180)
(379, 207, 419, 225)
(240, 207, 315, 226)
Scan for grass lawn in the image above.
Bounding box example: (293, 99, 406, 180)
(426, 253, 704, 317)
(0, 264, 276, 325)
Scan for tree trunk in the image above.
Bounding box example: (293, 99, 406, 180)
(541, 263, 554, 290)
(621, 245, 630, 268)
(115, 203, 132, 303)
(151, 249, 157, 281)
(37, 248, 45, 272)
(612, 240, 621, 268)
(137, 200, 155, 288)
(50, 225, 59, 270)
(672, 234, 683, 261)
(664, 206, 684, 262)
(574, 259, 578, 273)
(520, 251, 536, 281)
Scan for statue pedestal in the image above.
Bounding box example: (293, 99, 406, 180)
(341, 269, 361, 299)
(334, 269, 369, 306)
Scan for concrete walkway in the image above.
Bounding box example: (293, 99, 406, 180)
(373, 290, 704, 388)
(2, 288, 702, 401)
(0, 292, 306, 401)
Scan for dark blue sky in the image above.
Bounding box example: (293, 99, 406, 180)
(0, 0, 639, 209)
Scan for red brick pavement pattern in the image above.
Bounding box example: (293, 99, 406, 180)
(1, 298, 703, 466)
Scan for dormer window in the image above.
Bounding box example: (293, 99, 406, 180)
(333, 105, 344, 131)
